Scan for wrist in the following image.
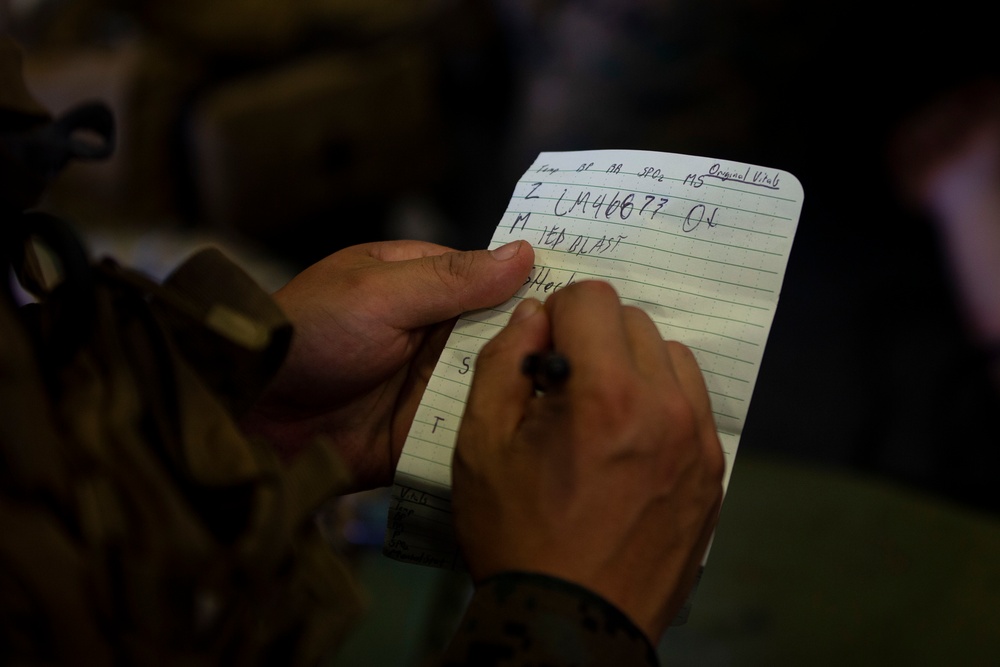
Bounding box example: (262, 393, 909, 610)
(442, 571, 659, 666)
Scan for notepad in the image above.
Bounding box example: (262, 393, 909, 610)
(384, 149, 804, 569)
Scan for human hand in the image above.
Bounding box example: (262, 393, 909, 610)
(451, 281, 725, 642)
(241, 239, 534, 492)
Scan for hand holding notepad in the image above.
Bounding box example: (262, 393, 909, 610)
(384, 149, 804, 571)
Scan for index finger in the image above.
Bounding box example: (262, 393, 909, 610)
(544, 281, 634, 383)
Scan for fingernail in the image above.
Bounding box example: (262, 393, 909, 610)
(490, 240, 522, 261)
(509, 298, 541, 324)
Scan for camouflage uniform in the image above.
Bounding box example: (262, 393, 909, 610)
(0, 36, 657, 666)
(439, 573, 657, 666)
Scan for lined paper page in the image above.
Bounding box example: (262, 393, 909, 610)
(384, 149, 804, 568)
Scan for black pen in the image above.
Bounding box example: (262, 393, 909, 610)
(521, 351, 571, 393)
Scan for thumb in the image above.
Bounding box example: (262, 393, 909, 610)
(462, 298, 550, 447)
(386, 240, 535, 327)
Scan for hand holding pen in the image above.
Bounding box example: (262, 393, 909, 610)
(451, 281, 725, 643)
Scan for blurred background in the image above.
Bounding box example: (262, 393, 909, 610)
(4, 0, 999, 664)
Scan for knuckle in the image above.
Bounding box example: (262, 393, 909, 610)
(703, 435, 727, 484)
(665, 340, 698, 368)
(575, 279, 619, 301)
(430, 251, 475, 293)
(659, 392, 698, 439)
(477, 332, 512, 366)
(553, 279, 619, 307)
(622, 304, 654, 326)
(580, 370, 640, 425)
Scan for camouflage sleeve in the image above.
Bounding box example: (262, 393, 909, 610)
(437, 572, 659, 667)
